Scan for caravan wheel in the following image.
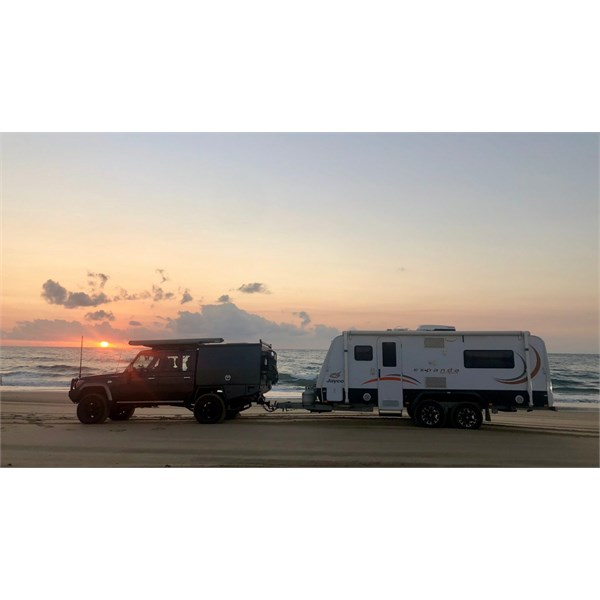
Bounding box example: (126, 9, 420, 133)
(414, 400, 445, 428)
(451, 403, 483, 429)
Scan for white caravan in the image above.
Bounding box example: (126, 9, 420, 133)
(306, 326, 554, 429)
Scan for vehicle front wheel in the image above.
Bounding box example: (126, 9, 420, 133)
(109, 406, 135, 421)
(414, 400, 445, 428)
(194, 393, 226, 424)
(77, 393, 109, 424)
(451, 403, 483, 429)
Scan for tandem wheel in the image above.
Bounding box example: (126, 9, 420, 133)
(451, 403, 483, 429)
(414, 400, 445, 428)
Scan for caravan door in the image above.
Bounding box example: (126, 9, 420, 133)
(377, 339, 403, 412)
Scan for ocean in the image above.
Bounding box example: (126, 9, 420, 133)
(0, 346, 598, 404)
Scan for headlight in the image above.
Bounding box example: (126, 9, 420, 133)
(75, 379, 85, 389)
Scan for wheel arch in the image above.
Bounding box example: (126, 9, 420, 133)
(79, 384, 113, 403)
(411, 391, 485, 407)
(445, 392, 485, 408)
(193, 387, 223, 404)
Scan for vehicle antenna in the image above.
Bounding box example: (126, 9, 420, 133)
(79, 336, 84, 378)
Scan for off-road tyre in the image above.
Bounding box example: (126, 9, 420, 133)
(414, 400, 445, 428)
(194, 393, 226, 424)
(451, 403, 483, 430)
(77, 392, 109, 424)
(109, 406, 135, 421)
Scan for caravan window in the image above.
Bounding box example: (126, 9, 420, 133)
(464, 350, 515, 369)
(354, 345, 373, 361)
(382, 342, 397, 367)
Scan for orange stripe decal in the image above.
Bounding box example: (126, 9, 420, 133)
(361, 375, 420, 385)
(495, 347, 542, 385)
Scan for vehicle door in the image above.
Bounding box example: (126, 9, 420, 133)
(377, 339, 403, 411)
(114, 350, 161, 404)
(155, 351, 196, 402)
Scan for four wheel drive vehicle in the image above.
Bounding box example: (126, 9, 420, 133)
(69, 338, 278, 424)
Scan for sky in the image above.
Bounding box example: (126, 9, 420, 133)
(1, 133, 598, 352)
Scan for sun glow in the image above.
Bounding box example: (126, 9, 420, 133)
(99, 341, 110, 348)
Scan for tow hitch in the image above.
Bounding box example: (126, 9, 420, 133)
(257, 395, 277, 413)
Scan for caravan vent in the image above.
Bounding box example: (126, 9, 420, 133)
(424, 337, 445, 349)
(417, 325, 456, 331)
(425, 377, 447, 388)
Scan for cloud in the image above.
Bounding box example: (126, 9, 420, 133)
(238, 282, 269, 294)
(156, 269, 169, 284)
(167, 303, 340, 348)
(43, 272, 192, 311)
(312, 323, 341, 340)
(1, 319, 86, 340)
(217, 294, 231, 303)
(42, 279, 111, 309)
(64, 292, 111, 308)
(152, 285, 175, 302)
(41, 280, 68, 305)
(293, 311, 311, 328)
(114, 288, 151, 302)
(3, 303, 340, 349)
(85, 310, 115, 322)
(87, 272, 109, 289)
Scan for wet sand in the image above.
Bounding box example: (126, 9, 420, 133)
(1, 389, 598, 467)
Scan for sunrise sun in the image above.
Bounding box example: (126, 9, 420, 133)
(99, 341, 110, 348)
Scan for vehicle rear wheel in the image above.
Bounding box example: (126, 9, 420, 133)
(77, 393, 109, 424)
(109, 406, 135, 421)
(194, 393, 226, 424)
(451, 403, 483, 429)
(414, 400, 445, 428)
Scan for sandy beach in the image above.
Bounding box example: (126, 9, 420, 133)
(1, 389, 598, 467)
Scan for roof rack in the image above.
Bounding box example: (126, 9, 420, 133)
(128, 338, 224, 348)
